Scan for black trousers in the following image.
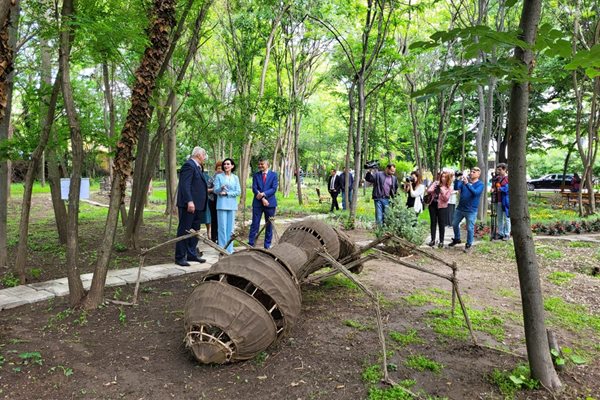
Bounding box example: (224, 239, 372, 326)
(329, 190, 339, 211)
(208, 198, 218, 243)
(428, 202, 448, 243)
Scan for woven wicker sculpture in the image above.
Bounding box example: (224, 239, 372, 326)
(183, 219, 357, 364)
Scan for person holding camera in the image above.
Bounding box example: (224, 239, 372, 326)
(448, 167, 484, 252)
(365, 163, 398, 226)
(492, 163, 510, 240)
(403, 170, 425, 216)
(426, 170, 453, 247)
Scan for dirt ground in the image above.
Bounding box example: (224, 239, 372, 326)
(1, 197, 599, 399)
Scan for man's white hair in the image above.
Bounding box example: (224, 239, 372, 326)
(191, 146, 206, 158)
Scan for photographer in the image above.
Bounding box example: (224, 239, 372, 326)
(365, 163, 398, 226)
(448, 167, 484, 252)
(492, 163, 510, 240)
(427, 171, 453, 248)
(403, 171, 425, 216)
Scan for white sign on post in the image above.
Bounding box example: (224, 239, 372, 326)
(60, 178, 90, 200)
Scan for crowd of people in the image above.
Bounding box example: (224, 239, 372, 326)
(174, 146, 517, 263)
(365, 163, 511, 253)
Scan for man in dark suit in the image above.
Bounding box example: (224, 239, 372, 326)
(175, 147, 208, 266)
(328, 168, 341, 212)
(249, 158, 278, 249)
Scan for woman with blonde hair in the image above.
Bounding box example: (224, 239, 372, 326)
(427, 170, 453, 248)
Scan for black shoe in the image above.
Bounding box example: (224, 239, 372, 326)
(463, 244, 472, 253)
(438, 242, 444, 248)
(188, 256, 206, 263)
(448, 238, 461, 247)
(175, 260, 191, 267)
(427, 240, 436, 247)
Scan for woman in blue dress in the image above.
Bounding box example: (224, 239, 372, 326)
(213, 158, 241, 253)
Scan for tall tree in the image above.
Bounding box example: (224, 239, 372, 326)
(58, 0, 86, 304)
(83, 0, 177, 309)
(506, 0, 562, 390)
(0, 0, 18, 269)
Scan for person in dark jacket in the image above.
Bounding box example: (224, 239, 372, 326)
(208, 160, 223, 243)
(365, 164, 399, 226)
(327, 169, 341, 212)
(175, 147, 208, 266)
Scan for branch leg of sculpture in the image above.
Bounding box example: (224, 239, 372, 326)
(451, 263, 457, 317)
(317, 251, 395, 386)
(303, 255, 376, 284)
(452, 280, 478, 346)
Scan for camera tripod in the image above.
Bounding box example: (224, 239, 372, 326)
(490, 189, 498, 240)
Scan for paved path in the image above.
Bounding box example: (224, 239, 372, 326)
(0, 215, 326, 311)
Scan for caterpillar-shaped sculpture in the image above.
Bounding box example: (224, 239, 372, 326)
(183, 219, 358, 364)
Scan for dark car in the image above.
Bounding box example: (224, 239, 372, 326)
(527, 174, 573, 191)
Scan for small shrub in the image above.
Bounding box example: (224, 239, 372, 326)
(29, 268, 43, 279)
(376, 196, 428, 246)
(489, 364, 538, 399)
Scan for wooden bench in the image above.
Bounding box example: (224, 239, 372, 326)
(559, 191, 600, 207)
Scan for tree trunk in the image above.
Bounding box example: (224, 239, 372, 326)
(345, 82, 356, 213)
(14, 68, 61, 283)
(164, 92, 178, 216)
(83, 0, 177, 309)
(125, 2, 210, 247)
(506, 0, 562, 390)
(102, 61, 116, 184)
(0, 0, 18, 269)
(59, 0, 86, 305)
(47, 147, 68, 244)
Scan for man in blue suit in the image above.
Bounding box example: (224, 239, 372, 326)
(175, 147, 208, 266)
(249, 158, 278, 249)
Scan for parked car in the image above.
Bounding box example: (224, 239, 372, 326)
(526, 174, 573, 191)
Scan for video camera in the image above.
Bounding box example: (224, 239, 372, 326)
(364, 160, 379, 169)
(404, 176, 415, 183)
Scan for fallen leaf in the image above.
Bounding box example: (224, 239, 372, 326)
(258, 375, 267, 380)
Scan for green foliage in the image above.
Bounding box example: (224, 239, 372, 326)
(361, 364, 382, 384)
(321, 275, 359, 291)
(1, 273, 20, 288)
(29, 268, 43, 280)
(254, 351, 268, 366)
(118, 308, 127, 325)
(536, 246, 562, 260)
(544, 297, 600, 334)
(389, 329, 423, 347)
(344, 319, 372, 331)
(489, 364, 538, 399)
(376, 196, 428, 246)
(18, 351, 44, 366)
(547, 271, 575, 286)
(404, 355, 443, 374)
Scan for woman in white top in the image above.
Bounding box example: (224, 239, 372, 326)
(404, 170, 426, 215)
